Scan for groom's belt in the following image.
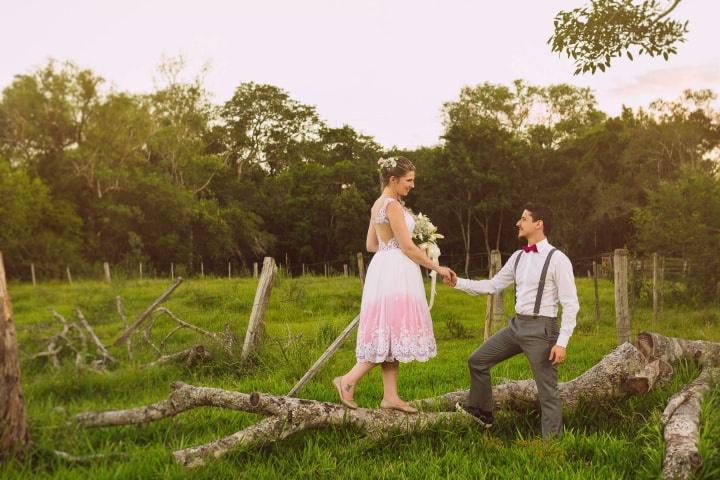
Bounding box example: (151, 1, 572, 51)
(515, 313, 557, 321)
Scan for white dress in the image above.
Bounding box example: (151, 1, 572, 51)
(355, 197, 437, 363)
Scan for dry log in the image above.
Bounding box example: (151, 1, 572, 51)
(54, 450, 128, 463)
(73, 333, 720, 470)
(661, 367, 720, 480)
(414, 341, 647, 411)
(144, 345, 211, 368)
(113, 277, 183, 346)
(173, 417, 310, 468)
(637, 331, 720, 367)
(624, 359, 673, 395)
(76, 381, 457, 467)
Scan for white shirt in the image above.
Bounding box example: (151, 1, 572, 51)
(454, 239, 579, 348)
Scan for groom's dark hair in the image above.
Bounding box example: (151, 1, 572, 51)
(524, 202, 553, 235)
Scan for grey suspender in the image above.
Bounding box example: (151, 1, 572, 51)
(512, 248, 558, 316)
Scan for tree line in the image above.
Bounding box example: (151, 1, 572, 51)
(1, 59, 718, 301)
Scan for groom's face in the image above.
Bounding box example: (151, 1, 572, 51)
(516, 209, 542, 239)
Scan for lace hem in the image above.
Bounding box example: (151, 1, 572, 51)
(356, 328, 437, 363)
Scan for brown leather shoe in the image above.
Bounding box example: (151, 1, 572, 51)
(380, 399, 418, 413)
(332, 377, 358, 409)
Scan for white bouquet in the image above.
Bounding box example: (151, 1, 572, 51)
(412, 213, 444, 309)
(412, 213, 444, 247)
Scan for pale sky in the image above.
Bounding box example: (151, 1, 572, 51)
(2, 0, 719, 149)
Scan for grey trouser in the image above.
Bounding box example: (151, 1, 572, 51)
(467, 314, 562, 438)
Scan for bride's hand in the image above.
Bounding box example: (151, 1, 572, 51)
(438, 267, 457, 286)
(436, 266, 454, 283)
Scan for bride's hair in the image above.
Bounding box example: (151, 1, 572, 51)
(378, 156, 415, 190)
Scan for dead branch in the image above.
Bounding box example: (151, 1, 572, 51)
(76, 309, 116, 365)
(54, 450, 129, 463)
(113, 277, 183, 346)
(116, 296, 131, 359)
(144, 345, 211, 368)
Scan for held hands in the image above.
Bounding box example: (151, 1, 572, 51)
(436, 266, 457, 286)
(549, 345, 566, 366)
(440, 268, 458, 287)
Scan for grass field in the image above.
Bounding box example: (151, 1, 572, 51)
(2, 274, 719, 479)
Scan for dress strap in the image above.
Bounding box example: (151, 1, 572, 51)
(375, 197, 397, 224)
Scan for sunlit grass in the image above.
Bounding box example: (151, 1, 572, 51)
(3, 275, 719, 479)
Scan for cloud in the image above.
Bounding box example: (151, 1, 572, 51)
(609, 63, 720, 97)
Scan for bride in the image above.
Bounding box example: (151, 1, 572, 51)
(333, 156, 455, 413)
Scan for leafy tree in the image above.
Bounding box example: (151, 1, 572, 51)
(550, 0, 688, 74)
(218, 83, 322, 175)
(0, 158, 83, 278)
(633, 167, 720, 301)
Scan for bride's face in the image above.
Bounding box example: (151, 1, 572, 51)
(390, 171, 415, 197)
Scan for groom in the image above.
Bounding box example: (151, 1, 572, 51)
(445, 203, 579, 438)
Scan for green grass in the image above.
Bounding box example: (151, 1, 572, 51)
(2, 275, 719, 479)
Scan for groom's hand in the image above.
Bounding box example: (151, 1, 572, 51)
(549, 345, 566, 365)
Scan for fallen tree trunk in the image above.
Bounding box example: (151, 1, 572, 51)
(661, 367, 720, 480)
(73, 332, 720, 471)
(414, 341, 647, 410)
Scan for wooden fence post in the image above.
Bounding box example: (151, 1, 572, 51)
(357, 252, 365, 288)
(171, 262, 175, 280)
(200, 261, 204, 278)
(241, 257, 277, 363)
(103, 262, 111, 283)
(343, 264, 348, 277)
(0, 251, 30, 455)
(659, 255, 665, 317)
(66, 267, 73, 285)
(30, 263, 36, 286)
(302, 263, 306, 276)
(652, 253, 659, 327)
(139, 262, 143, 280)
(253, 262, 259, 279)
(614, 248, 630, 345)
(592, 261, 601, 324)
(628, 254, 635, 319)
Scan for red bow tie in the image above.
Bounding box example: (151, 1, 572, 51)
(522, 244, 538, 253)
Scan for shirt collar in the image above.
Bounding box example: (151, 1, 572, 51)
(534, 238, 552, 254)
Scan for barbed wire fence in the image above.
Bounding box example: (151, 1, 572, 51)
(13, 248, 712, 346)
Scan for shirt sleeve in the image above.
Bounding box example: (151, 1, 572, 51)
(554, 253, 580, 348)
(453, 251, 520, 296)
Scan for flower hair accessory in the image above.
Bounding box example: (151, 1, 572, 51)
(377, 157, 397, 171)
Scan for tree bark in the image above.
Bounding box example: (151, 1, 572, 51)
(661, 367, 719, 480)
(413, 341, 647, 411)
(72, 333, 720, 470)
(0, 251, 29, 456)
